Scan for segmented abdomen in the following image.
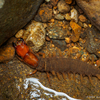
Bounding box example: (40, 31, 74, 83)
(38, 57, 100, 78)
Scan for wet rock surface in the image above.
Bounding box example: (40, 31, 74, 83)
(52, 40, 67, 51)
(84, 27, 100, 57)
(46, 20, 69, 39)
(1, 0, 100, 100)
(0, 0, 43, 46)
(0, 54, 100, 100)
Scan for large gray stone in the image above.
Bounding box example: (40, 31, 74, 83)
(76, 0, 100, 31)
(0, 0, 43, 46)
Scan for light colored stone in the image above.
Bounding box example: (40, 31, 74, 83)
(55, 14, 64, 20)
(45, 0, 50, 2)
(15, 29, 24, 38)
(57, 0, 70, 13)
(23, 20, 46, 52)
(65, 13, 71, 20)
(0, 0, 5, 8)
(71, 8, 78, 23)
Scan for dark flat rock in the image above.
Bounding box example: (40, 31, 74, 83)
(0, 0, 43, 46)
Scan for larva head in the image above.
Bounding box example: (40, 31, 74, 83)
(23, 52, 39, 68)
(13, 38, 29, 58)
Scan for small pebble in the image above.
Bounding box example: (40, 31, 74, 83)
(65, 0, 72, 4)
(57, 0, 70, 13)
(71, 8, 78, 23)
(65, 13, 71, 20)
(53, 8, 59, 15)
(45, 0, 50, 2)
(54, 14, 64, 20)
(83, 23, 88, 28)
(79, 15, 87, 22)
(70, 21, 81, 42)
(65, 37, 71, 43)
(15, 29, 24, 38)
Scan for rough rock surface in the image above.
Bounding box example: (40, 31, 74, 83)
(84, 27, 100, 57)
(0, 37, 16, 62)
(34, 3, 52, 22)
(0, 0, 43, 46)
(76, 0, 100, 31)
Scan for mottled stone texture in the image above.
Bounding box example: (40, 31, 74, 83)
(0, 0, 43, 46)
(76, 0, 100, 31)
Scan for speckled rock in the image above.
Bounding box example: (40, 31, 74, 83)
(57, 0, 70, 13)
(0, 37, 16, 62)
(46, 20, 69, 39)
(22, 20, 46, 52)
(76, 0, 100, 31)
(34, 3, 52, 22)
(0, 0, 43, 46)
(54, 14, 64, 20)
(52, 40, 67, 51)
(71, 8, 78, 23)
(84, 27, 100, 57)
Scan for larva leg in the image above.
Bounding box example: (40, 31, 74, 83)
(91, 56, 94, 65)
(16, 55, 24, 62)
(37, 52, 45, 58)
(52, 51, 56, 57)
(51, 70, 56, 76)
(96, 74, 100, 79)
(88, 75, 93, 86)
(76, 53, 82, 59)
(46, 72, 51, 84)
(68, 72, 71, 80)
(57, 72, 61, 80)
(58, 49, 62, 57)
(96, 59, 100, 68)
(62, 72, 66, 80)
(80, 74, 83, 83)
(73, 73, 76, 82)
